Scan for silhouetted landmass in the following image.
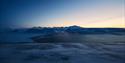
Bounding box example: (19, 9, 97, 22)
(1, 25, 125, 43)
(13, 25, 125, 35)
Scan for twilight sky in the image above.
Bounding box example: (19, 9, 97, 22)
(0, 0, 124, 28)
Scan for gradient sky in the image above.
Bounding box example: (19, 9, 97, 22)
(0, 0, 124, 28)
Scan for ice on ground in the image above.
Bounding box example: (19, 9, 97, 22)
(0, 33, 41, 43)
(0, 32, 125, 43)
(0, 43, 125, 63)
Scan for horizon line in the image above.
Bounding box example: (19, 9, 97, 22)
(13, 25, 125, 29)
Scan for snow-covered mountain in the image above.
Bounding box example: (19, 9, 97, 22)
(0, 25, 125, 43)
(12, 25, 125, 35)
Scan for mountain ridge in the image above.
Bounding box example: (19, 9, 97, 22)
(11, 25, 125, 35)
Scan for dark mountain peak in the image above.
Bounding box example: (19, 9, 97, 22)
(69, 25, 81, 27)
(68, 25, 82, 29)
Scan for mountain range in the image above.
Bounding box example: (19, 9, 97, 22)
(12, 25, 125, 35)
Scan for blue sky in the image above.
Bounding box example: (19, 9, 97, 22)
(0, 0, 124, 28)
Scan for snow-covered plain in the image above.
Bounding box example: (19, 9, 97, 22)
(0, 43, 125, 63)
(0, 32, 125, 43)
(0, 32, 42, 43)
(0, 32, 125, 63)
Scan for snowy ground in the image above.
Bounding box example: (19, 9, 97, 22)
(0, 43, 125, 63)
(0, 32, 42, 43)
(0, 32, 125, 43)
(0, 32, 125, 63)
